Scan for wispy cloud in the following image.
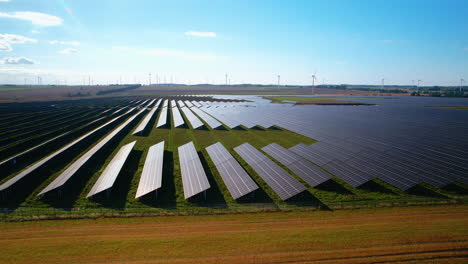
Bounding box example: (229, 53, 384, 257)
(185, 31, 217, 37)
(49, 40, 80, 46)
(0, 11, 63, 26)
(31, 30, 40, 34)
(111, 46, 133, 51)
(0, 0, 11, 2)
(1, 57, 35, 64)
(0, 34, 37, 52)
(59, 48, 78, 54)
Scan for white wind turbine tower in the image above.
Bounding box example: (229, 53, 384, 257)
(460, 78, 465, 93)
(311, 71, 317, 94)
(417, 80, 422, 93)
(277, 75, 280, 89)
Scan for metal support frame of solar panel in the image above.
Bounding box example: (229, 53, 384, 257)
(87, 141, 136, 198)
(234, 143, 306, 200)
(180, 107, 204, 129)
(262, 143, 331, 187)
(37, 105, 148, 196)
(190, 107, 223, 129)
(132, 99, 159, 135)
(135, 141, 165, 198)
(0, 108, 136, 193)
(206, 142, 258, 199)
(178, 141, 210, 199)
(171, 106, 185, 128)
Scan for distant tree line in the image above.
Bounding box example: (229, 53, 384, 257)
(96, 84, 141, 95)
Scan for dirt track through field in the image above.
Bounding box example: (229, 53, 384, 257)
(0, 205, 467, 264)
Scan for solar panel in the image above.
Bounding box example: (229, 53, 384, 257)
(234, 143, 306, 200)
(262, 143, 332, 187)
(180, 107, 204, 129)
(184, 100, 194, 108)
(87, 141, 136, 198)
(162, 99, 168, 108)
(206, 142, 258, 199)
(322, 160, 372, 187)
(177, 100, 186, 108)
(156, 106, 168, 128)
(38, 106, 147, 196)
(178, 141, 210, 199)
(136, 141, 165, 198)
(0, 108, 135, 192)
(171, 106, 185, 127)
(191, 107, 223, 129)
(289, 143, 332, 166)
(132, 99, 159, 135)
(170, 100, 177, 108)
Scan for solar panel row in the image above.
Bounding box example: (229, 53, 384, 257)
(234, 143, 306, 200)
(136, 141, 165, 198)
(171, 106, 185, 128)
(132, 99, 159, 135)
(180, 107, 204, 129)
(206, 142, 258, 199)
(178, 141, 210, 199)
(262, 143, 332, 187)
(87, 141, 136, 198)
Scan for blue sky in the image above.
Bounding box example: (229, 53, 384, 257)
(0, 0, 467, 86)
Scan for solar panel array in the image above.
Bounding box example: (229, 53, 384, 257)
(206, 142, 258, 199)
(178, 141, 210, 199)
(190, 107, 223, 129)
(262, 143, 332, 187)
(136, 141, 165, 198)
(0, 108, 135, 192)
(87, 141, 136, 198)
(156, 103, 168, 128)
(234, 143, 307, 200)
(38, 104, 149, 195)
(171, 106, 185, 128)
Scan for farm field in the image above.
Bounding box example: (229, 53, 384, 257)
(0, 205, 467, 264)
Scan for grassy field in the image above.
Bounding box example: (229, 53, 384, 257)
(0, 205, 467, 264)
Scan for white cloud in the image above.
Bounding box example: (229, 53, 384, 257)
(31, 30, 40, 34)
(0, 11, 63, 26)
(0, 41, 12, 51)
(49, 40, 80, 46)
(59, 48, 78, 54)
(185, 31, 217, 37)
(1, 57, 35, 64)
(143, 48, 218, 60)
(0, 34, 36, 52)
(0, 0, 11, 2)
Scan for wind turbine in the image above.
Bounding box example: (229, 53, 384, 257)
(461, 78, 465, 93)
(417, 80, 422, 93)
(277, 75, 280, 89)
(311, 71, 317, 94)
(148, 73, 151, 86)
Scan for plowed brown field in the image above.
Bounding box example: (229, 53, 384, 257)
(1, 205, 467, 264)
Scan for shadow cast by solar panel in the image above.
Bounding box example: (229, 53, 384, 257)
(442, 182, 468, 195)
(250, 126, 266, 131)
(39, 113, 144, 208)
(407, 184, 450, 199)
(195, 125, 209, 131)
(214, 125, 229, 131)
(232, 126, 247, 131)
(284, 191, 330, 210)
(358, 179, 399, 195)
(236, 184, 274, 204)
(315, 179, 355, 195)
(139, 150, 177, 208)
(88, 149, 142, 208)
(268, 126, 283, 131)
(186, 152, 227, 207)
(0, 117, 123, 209)
(138, 107, 160, 137)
